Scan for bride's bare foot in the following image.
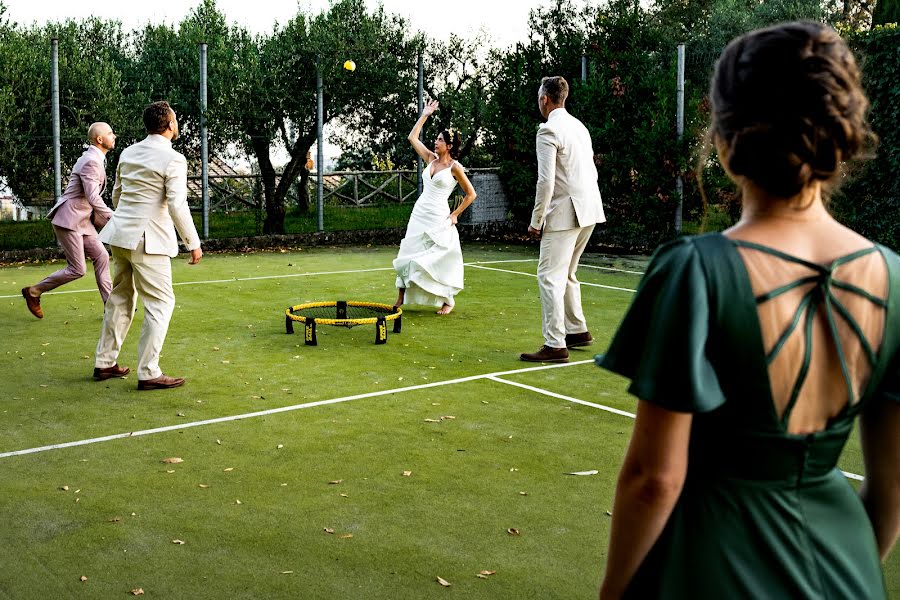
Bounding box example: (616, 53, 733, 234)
(436, 304, 453, 315)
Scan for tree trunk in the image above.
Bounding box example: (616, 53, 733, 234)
(250, 134, 284, 234)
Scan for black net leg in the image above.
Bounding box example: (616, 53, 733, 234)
(286, 312, 294, 334)
(336, 300, 347, 319)
(375, 316, 387, 344)
(393, 315, 401, 333)
(305, 319, 317, 346)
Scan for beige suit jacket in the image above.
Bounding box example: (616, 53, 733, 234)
(100, 135, 201, 257)
(531, 108, 606, 232)
(47, 146, 112, 234)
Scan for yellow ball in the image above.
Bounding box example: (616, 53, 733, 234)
(343, 60, 356, 72)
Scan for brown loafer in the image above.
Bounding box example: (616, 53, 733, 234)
(93, 364, 130, 380)
(565, 331, 593, 348)
(22, 287, 43, 319)
(138, 374, 186, 391)
(520, 345, 569, 363)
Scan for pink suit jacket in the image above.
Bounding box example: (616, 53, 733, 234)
(46, 146, 113, 234)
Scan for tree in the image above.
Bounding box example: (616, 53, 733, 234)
(872, 0, 900, 24)
(0, 16, 128, 202)
(215, 0, 417, 233)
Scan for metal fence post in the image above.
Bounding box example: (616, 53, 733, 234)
(199, 43, 209, 239)
(316, 54, 324, 232)
(417, 50, 424, 197)
(51, 38, 61, 203)
(675, 44, 685, 234)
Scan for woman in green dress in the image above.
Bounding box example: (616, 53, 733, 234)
(597, 22, 899, 599)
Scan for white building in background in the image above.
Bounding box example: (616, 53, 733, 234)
(0, 194, 41, 221)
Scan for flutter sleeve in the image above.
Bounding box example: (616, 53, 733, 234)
(597, 237, 726, 413)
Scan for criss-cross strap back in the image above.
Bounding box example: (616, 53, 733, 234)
(732, 240, 888, 430)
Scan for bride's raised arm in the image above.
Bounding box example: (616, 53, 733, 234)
(408, 100, 439, 163)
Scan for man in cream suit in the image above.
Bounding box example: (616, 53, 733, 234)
(93, 101, 202, 390)
(521, 76, 605, 363)
(22, 123, 117, 318)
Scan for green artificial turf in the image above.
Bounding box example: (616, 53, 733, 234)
(0, 244, 896, 598)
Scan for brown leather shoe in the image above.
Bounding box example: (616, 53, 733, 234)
(22, 287, 42, 319)
(565, 331, 593, 348)
(93, 364, 130, 380)
(138, 374, 186, 391)
(520, 345, 569, 363)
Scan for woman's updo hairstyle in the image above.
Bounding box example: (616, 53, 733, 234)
(440, 128, 461, 160)
(710, 21, 873, 198)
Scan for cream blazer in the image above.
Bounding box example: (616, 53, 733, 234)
(100, 135, 201, 257)
(531, 108, 606, 232)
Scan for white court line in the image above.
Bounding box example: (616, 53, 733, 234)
(0, 266, 396, 299)
(488, 376, 865, 482)
(580, 264, 645, 276)
(488, 376, 636, 418)
(467, 264, 637, 293)
(1, 259, 640, 299)
(0, 359, 593, 459)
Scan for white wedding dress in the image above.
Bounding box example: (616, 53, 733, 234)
(393, 160, 464, 307)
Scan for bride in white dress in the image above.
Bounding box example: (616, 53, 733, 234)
(393, 100, 477, 315)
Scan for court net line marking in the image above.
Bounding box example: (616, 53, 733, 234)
(0, 260, 642, 299)
(0, 360, 593, 459)
(467, 264, 637, 293)
(487, 376, 865, 482)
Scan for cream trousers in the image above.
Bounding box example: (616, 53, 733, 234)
(537, 225, 594, 348)
(95, 237, 175, 380)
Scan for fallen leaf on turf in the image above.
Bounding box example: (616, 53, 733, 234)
(74, 489, 80, 494)
(108, 517, 121, 523)
(441, 416, 456, 420)
(519, 491, 528, 496)
(212, 347, 220, 351)
(131, 589, 144, 596)
(507, 528, 520, 536)
(221, 360, 230, 364)
(198, 484, 209, 489)
(177, 412, 185, 417)
(280, 571, 293, 574)
(436, 576, 451, 587)
(402, 471, 412, 477)
(605, 511, 613, 517)
(277, 444, 284, 449)
(479, 570, 496, 576)
(339, 534, 353, 539)
(235, 499, 242, 505)
(166, 470, 175, 474)
(131, 513, 137, 516)
(80, 576, 87, 582)
(340, 493, 348, 498)
(61, 486, 69, 491)
(323, 528, 334, 534)
(423, 418, 441, 423)
(223, 467, 234, 472)
(161, 457, 183, 464)
(565, 470, 599, 476)
(328, 479, 343, 485)
(172, 539, 185, 545)
(39, 384, 48, 388)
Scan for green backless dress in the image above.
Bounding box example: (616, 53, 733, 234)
(598, 232, 900, 599)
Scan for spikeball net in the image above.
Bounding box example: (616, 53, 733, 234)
(285, 301, 402, 345)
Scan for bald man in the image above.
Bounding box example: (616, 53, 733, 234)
(22, 122, 117, 319)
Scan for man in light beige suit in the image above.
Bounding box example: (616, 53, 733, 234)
(521, 76, 605, 363)
(22, 123, 116, 318)
(94, 101, 202, 390)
